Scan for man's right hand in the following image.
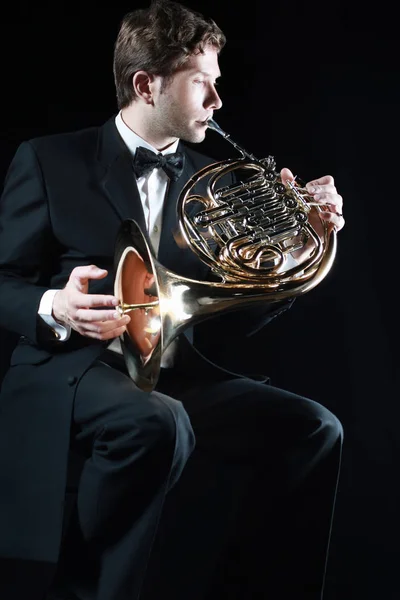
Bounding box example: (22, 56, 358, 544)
(52, 265, 130, 340)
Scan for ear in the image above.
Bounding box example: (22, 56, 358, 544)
(132, 71, 157, 104)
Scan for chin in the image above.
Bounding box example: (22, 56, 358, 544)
(187, 129, 206, 144)
(194, 133, 206, 144)
(180, 122, 206, 144)
(180, 134, 203, 144)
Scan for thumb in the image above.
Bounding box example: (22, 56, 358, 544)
(280, 167, 295, 185)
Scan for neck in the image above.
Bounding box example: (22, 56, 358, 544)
(121, 105, 178, 151)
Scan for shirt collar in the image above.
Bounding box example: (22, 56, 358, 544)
(115, 110, 180, 157)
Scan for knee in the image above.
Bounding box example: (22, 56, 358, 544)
(144, 396, 181, 447)
(151, 393, 196, 487)
(318, 405, 343, 449)
(152, 393, 196, 457)
(95, 396, 186, 460)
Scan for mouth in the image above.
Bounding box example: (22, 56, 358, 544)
(196, 118, 212, 127)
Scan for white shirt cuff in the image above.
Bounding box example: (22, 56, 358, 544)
(38, 289, 71, 341)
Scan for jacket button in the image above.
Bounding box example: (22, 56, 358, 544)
(67, 375, 77, 386)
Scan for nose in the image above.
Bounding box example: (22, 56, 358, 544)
(206, 85, 222, 111)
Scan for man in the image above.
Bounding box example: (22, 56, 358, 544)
(0, 1, 344, 599)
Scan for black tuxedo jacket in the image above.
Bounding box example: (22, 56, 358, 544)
(0, 117, 293, 565)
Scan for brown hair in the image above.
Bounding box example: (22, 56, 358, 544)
(113, 0, 226, 109)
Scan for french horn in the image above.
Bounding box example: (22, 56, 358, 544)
(114, 119, 337, 391)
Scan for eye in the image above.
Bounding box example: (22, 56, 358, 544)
(194, 79, 205, 85)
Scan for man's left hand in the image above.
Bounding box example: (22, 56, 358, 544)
(281, 168, 345, 232)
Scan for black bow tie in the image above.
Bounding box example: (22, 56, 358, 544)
(132, 146, 185, 181)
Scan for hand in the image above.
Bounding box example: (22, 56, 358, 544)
(52, 265, 130, 340)
(280, 168, 344, 263)
(281, 168, 345, 232)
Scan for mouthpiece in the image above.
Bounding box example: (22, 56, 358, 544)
(207, 118, 228, 138)
(207, 118, 256, 160)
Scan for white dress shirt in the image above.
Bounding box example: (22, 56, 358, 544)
(115, 110, 180, 255)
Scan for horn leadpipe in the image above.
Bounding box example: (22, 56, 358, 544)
(207, 118, 257, 160)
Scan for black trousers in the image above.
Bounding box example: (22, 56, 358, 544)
(53, 351, 343, 600)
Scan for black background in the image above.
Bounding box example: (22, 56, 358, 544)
(0, 1, 398, 598)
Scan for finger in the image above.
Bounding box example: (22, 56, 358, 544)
(78, 322, 130, 341)
(306, 175, 334, 190)
(80, 315, 130, 336)
(82, 317, 130, 334)
(309, 193, 343, 212)
(319, 211, 345, 231)
(69, 265, 109, 291)
(72, 293, 120, 310)
(280, 167, 295, 185)
(73, 308, 123, 323)
(100, 324, 131, 341)
(307, 184, 337, 197)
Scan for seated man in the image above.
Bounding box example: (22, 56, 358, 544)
(0, 1, 344, 599)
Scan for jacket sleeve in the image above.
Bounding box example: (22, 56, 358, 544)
(0, 141, 58, 343)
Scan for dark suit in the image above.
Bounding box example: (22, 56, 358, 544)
(0, 117, 343, 600)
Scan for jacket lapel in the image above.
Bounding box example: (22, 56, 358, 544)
(96, 117, 149, 243)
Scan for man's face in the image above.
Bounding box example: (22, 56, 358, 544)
(151, 45, 222, 145)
